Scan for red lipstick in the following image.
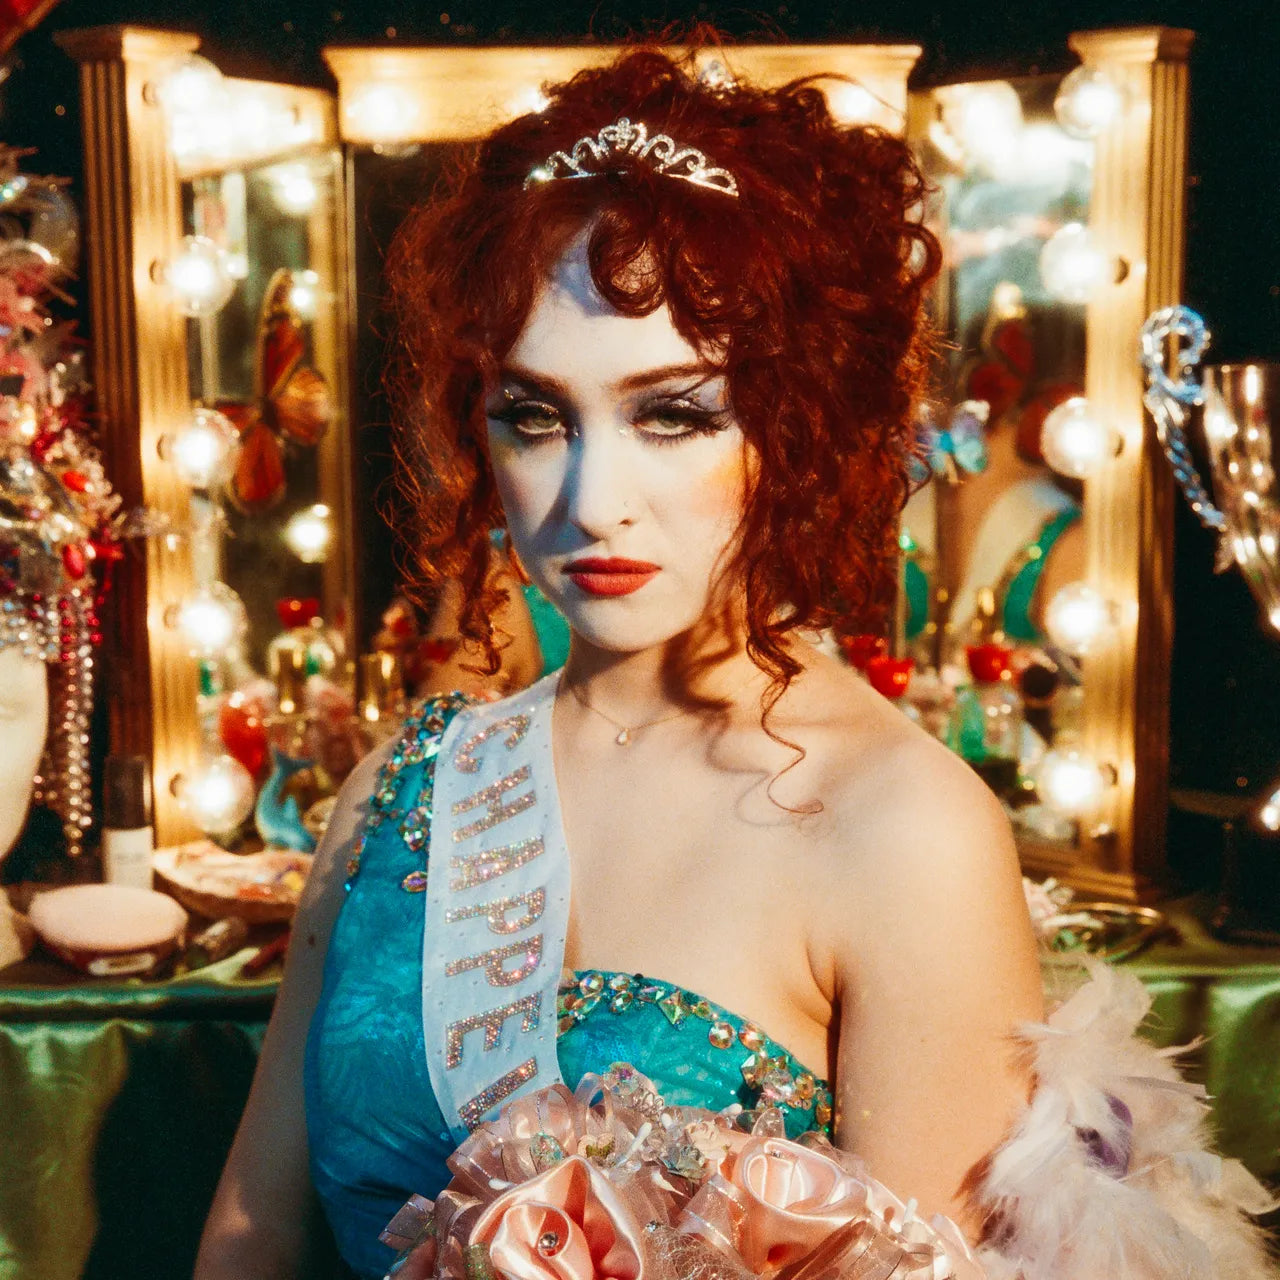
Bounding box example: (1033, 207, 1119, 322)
(564, 556, 660, 597)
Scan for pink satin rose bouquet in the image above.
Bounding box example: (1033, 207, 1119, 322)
(380, 1064, 984, 1280)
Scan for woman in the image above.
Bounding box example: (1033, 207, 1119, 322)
(196, 46, 1270, 1280)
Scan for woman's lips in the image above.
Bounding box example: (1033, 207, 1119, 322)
(564, 557, 659, 597)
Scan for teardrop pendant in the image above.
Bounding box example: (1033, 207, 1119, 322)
(615, 728, 630, 745)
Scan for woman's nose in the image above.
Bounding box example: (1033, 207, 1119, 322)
(562, 425, 638, 536)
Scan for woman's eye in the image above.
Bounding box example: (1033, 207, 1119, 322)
(637, 404, 727, 443)
(491, 401, 563, 442)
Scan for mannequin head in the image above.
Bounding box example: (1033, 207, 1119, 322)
(0, 644, 48, 861)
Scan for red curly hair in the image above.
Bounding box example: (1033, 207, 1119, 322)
(385, 41, 940, 701)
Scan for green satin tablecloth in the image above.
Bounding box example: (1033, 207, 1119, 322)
(1, 902, 1278, 1280)
(0, 950, 275, 1280)
(1122, 904, 1280, 1184)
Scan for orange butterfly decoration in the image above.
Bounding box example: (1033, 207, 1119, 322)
(219, 268, 333, 513)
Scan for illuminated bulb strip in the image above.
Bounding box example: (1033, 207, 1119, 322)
(156, 236, 236, 317)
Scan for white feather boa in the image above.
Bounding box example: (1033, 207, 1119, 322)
(973, 962, 1278, 1280)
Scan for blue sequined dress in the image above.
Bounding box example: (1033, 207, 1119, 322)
(304, 690, 833, 1280)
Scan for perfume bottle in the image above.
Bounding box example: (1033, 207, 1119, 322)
(101, 755, 154, 890)
(947, 643, 1023, 800)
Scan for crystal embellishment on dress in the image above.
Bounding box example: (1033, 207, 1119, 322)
(343, 692, 473, 885)
(524, 117, 739, 198)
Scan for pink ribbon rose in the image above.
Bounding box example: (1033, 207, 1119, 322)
(470, 1155, 649, 1280)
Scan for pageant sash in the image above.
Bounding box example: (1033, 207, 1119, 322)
(422, 672, 570, 1141)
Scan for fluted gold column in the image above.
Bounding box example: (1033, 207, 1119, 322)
(57, 26, 202, 844)
(1028, 27, 1193, 899)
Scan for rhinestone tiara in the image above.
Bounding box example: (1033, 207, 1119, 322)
(524, 117, 738, 198)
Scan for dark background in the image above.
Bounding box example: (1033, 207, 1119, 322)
(5, 0, 1279, 896)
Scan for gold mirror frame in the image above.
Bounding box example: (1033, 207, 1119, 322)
(58, 26, 352, 844)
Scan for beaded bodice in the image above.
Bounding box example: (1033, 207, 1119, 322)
(304, 687, 832, 1280)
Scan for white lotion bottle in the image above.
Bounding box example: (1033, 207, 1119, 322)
(101, 755, 154, 890)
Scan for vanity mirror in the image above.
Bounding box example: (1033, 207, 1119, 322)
(907, 28, 1193, 897)
(58, 27, 351, 842)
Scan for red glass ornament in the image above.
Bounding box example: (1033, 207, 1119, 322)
(966, 643, 1013, 684)
(61, 543, 87, 578)
(276, 597, 320, 629)
(219, 699, 270, 778)
(866, 655, 915, 700)
(61, 469, 89, 493)
(839, 633, 889, 672)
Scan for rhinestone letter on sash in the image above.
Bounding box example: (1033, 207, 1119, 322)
(422, 674, 570, 1139)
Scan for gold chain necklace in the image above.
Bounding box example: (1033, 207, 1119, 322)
(562, 679, 695, 746)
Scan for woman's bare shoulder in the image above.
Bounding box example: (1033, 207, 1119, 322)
(781, 653, 1031, 965)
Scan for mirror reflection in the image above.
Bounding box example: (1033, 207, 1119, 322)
(903, 72, 1098, 845)
(179, 145, 349, 673)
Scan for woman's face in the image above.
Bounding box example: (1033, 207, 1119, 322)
(484, 236, 751, 655)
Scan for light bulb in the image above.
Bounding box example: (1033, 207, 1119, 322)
(1054, 66, 1124, 140)
(1038, 748, 1108, 817)
(159, 236, 236, 317)
(940, 81, 1023, 175)
(288, 269, 321, 319)
(826, 81, 878, 124)
(229, 91, 277, 155)
(167, 582, 248, 658)
(267, 162, 320, 216)
(1044, 582, 1116, 656)
(174, 754, 255, 834)
(1259, 786, 1280, 831)
(160, 406, 240, 489)
(283, 503, 333, 563)
(156, 56, 233, 163)
(344, 83, 422, 143)
(1039, 223, 1108, 304)
(154, 54, 224, 117)
(1041, 397, 1121, 479)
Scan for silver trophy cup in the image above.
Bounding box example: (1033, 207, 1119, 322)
(1141, 306, 1280, 631)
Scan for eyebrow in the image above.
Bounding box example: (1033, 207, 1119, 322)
(497, 361, 721, 396)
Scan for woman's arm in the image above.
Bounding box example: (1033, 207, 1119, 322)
(823, 742, 1044, 1238)
(193, 743, 389, 1279)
